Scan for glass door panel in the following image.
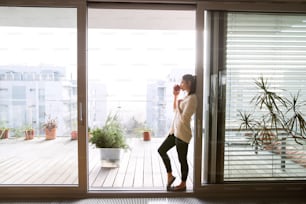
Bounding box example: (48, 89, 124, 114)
(0, 7, 78, 186)
(224, 12, 306, 182)
(88, 8, 195, 190)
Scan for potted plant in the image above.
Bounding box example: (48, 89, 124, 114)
(142, 125, 152, 141)
(70, 120, 78, 140)
(143, 130, 151, 141)
(71, 130, 78, 140)
(137, 121, 153, 141)
(23, 124, 35, 140)
(11, 127, 24, 139)
(239, 76, 306, 153)
(43, 114, 58, 140)
(129, 119, 152, 141)
(70, 126, 93, 140)
(0, 121, 9, 139)
(89, 112, 128, 166)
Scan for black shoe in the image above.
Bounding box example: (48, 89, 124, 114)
(169, 186, 186, 192)
(166, 176, 176, 191)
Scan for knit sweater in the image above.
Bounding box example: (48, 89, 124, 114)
(169, 94, 197, 144)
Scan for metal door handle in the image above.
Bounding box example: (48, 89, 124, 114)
(79, 102, 83, 124)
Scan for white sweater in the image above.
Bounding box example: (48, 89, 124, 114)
(169, 94, 197, 143)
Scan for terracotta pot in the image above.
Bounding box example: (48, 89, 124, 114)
(45, 128, 56, 140)
(143, 131, 151, 141)
(259, 131, 276, 145)
(0, 129, 9, 139)
(71, 130, 78, 140)
(25, 129, 35, 140)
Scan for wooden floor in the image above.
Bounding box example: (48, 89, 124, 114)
(0, 137, 193, 190)
(89, 138, 193, 190)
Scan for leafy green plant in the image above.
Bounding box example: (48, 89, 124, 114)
(90, 112, 128, 149)
(239, 76, 306, 148)
(11, 127, 24, 138)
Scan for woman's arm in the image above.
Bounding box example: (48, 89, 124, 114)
(173, 95, 179, 110)
(177, 95, 197, 123)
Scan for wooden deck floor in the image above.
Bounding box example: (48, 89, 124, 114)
(89, 138, 193, 190)
(0, 137, 193, 190)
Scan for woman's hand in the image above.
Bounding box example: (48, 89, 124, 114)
(173, 84, 180, 110)
(173, 84, 180, 96)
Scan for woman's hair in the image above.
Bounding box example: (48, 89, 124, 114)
(182, 74, 196, 95)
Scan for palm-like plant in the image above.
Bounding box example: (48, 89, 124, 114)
(239, 76, 306, 148)
(284, 91, 306, 143)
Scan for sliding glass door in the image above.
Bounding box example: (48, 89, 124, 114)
(0, 6, 78, 186)
(198, 8, 306, 184)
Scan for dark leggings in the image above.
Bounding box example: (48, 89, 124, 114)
(158, 134, 189, 182)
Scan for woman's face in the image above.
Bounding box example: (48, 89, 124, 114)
(180, 79, 191, 92)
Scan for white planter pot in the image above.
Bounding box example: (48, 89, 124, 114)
(99, 148, 122, 167)
(99, 148, 121, 161)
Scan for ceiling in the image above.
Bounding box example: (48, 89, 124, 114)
(0, 7, 195, 30)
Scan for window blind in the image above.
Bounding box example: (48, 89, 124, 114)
(224, 12, 306, 181)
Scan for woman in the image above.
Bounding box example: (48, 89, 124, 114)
(158, 74, 197, 192)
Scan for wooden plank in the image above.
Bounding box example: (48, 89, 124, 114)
(143, 143, 153, 187)
(0, 156, 18, 167)
(91, 167, 109, 187)
(0, 159, 30, 184)
(11, 158, 51, 184)
(123, 166, 136, 187)
(157, 152, 167, 187)
(152, 150, 163, 187)
(102, 167, 119, 187)
(123, 150, 137, 187)
(41, 152, 74, 184)
(133, 144, 144, 188)
(88, 146, 102, 186)
(155, 139, 168, 188)
(23, 158, 61, 184)
(112, 149, 130, 187)
(89, 161, 103, 187)
(53, 159, 78, 184)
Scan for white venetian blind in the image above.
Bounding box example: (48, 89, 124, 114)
(224, 12, 306, 181)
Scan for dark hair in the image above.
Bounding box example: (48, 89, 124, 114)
(182, 74, 196, 95)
